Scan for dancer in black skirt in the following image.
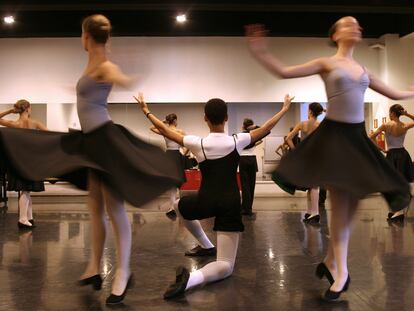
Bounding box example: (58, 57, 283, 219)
(135, 93, 293, 299)
(370, 104, 414, 222)
(150, 113, 186, 220)
(0, 14, 181, 305)
(247, 16, 414, 300)
(286, 102, 324, 224)
(0, 100, 47, 229)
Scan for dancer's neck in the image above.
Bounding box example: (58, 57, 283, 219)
(87, 45, 107, 68)
(335, 43, 355, 59)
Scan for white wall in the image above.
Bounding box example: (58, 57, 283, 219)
(0, 36, 381, 105)
(1, 34, 414, 154)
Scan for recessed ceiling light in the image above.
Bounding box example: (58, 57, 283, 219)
(3, 15, 15, 24)
(176, 14, 187, 23)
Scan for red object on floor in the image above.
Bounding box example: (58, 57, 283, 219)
(180, 169, 241, 190)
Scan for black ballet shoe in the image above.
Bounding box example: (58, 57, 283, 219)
(315, 262, 335, 285)
(388, 214, 404, 222)
(323, 275, 351, 302)
(17, 222, 33, 230)
(165, 209, 177, 221)
(105, 274, 134, 305)
(77, 274, 103, 291)
(28, 219, 36, 227)
(185, 245, 216, 257)
(304, 213, 311, 220)
(163, 266, 190, 300)
(303, 214, 320, 224)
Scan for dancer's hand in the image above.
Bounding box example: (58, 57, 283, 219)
(245, 24, 269, 54)
(282, 94, 295, 111)
(133, 92, 149, 113)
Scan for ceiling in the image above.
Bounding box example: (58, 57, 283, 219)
(0, 1, 414, 38)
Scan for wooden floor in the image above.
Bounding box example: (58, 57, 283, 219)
(0, 196, 413, 311)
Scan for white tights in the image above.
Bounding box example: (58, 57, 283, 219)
(306, 187, 319, 216)
(173, 200, 239, 290)
(18, 191, 33, 226)
(81, 172, 131, 296)
(186, 231, 240, 290)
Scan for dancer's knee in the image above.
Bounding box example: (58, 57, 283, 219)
(216, 261, 234, 279)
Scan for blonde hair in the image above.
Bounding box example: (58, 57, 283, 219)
(14, 99, 30, 114)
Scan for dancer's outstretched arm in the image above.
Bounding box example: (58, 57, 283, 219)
(368, 72, 414, 100)
(246, 24, 327, 78)
(134, 93, 184, 145)
(101, 62, 135, 88)
(249, 94, 293, 143)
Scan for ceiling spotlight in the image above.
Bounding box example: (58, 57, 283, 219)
(176, 14, 187, 23)
(3, 15, 15, 24)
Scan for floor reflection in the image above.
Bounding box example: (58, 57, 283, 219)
(0, 196, 413, 310)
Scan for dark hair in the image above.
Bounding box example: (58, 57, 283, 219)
(82, 14, 111, 44)
(309, 102, 324, 117)
(328, 21, 339, 47)
(14, 99, 30, 114)
(243, 118, 254, 130)
(204, 98, 227, 125)
(389, 104, 405, 117)
(165, 113, 177, 125)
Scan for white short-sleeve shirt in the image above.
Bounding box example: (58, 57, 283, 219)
(183, 132, 251, 163)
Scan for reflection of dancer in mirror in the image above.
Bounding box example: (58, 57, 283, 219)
(0, 100, 47, 229)
(247, 16, 414, 300)
(136, 93, 292, 299)
(287, 102, 324, 224)
(275, 136, 289, 157)
(150, 113, 187, 220)
(370, 104, 414, 222)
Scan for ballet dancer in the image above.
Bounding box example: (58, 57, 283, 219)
(150, 113, 187, 220)
(0, 100, 47, 229)
(0, 14, 181, 305)
(285, 102, 324, 224)
(370, 104, 414, 222)
(247, 16, 414, 300)
(135, 92, 293, 299)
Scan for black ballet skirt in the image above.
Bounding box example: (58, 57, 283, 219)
(0, 121, 182, 207)
(272, 119, 411, 212)
(166, 150, 187, 183)
(7, 171, 45, 192)
(386, 148, 414, 183)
